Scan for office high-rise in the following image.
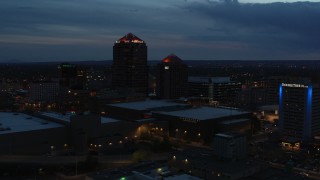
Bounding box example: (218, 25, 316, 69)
(279, 80, 320, 142)
(112, 33, 148, 95)
(58, 63, 77, 88)
(156, 54, 188, 99)
(30, 81, 59, 103)
(58, 63, 85, 90)
(188, 76, 241, 106)
(266, 76, 286, 105)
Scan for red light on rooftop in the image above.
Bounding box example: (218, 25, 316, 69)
(116, 33, 144, 44)
(163, 59, 170, 63)
(161, 54, 182, 63)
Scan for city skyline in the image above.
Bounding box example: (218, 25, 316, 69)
(1, 0, 320, 62)
(1, 36, 320, 178)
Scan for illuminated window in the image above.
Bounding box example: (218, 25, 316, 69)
(165, 66, 170, 70)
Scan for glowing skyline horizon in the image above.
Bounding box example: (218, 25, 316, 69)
(1, 0, 320, 61)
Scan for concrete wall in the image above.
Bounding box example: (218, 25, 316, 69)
(0, 127, 68, 155)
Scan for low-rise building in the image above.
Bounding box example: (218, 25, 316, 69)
(0, 112, 67, 155)
(153, 107, 251, 143)
(213, 132, 247, 160)
(104, 99, 191, 121)
(188, 76, 242, 106)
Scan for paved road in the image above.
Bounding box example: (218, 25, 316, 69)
(0, 155, 87, 164)
(267, 161, 320, 179)
(0, 153, 168, 165)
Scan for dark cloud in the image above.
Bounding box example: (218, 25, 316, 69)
(0, 0, 320, 61)
(184, 2, 320, 53)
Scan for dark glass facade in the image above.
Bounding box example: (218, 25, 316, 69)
(156, 54, 188, 99)
(112, 33, 148, 95)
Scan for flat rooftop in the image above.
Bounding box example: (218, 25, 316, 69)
(220, 118, 250, 125)
(108, 100, 188, 111)
(40, 112, 119, 124)
(258, 105, 278, 111)
(188, 76, 231, 83)
(0, 112, 64, 135)
(156, 107, 249, 121)
(40, 112, 72, 122)
(165, 174, 202, 180)
(215, 132, 245, 139)
(101, 116, 119, 124)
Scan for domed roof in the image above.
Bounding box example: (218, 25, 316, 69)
(162, 54, 182, 63)
(116, 33, 144, 44)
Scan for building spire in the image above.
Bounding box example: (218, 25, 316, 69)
(162, 54, 182, 63)
(116, 33, 144, 44)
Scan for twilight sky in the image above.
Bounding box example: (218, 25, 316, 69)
(0, 0, 320, 62)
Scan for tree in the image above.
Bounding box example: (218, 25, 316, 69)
(132, 150, 150, 162)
